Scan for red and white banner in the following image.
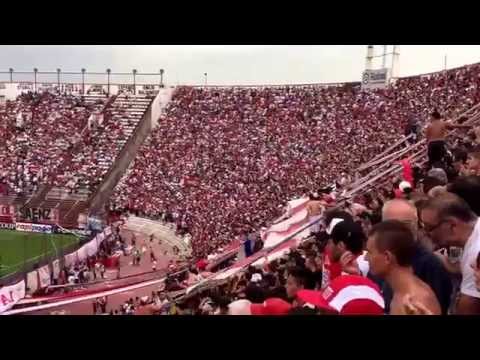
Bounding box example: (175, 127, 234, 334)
(286, 198, 310, 216)
(262, 198, 312, 248)
(27, 270, 39, 295)
(251, 238, 299, 267)
(38, 265, 51, 289)
(187, 202, 323, 294)
(0, 280, 26, 313)
(86, 241, 98, 257)
(64, 253, 77, 267)
(76, 245, 88, 262)
(52, 259, 60, 280)
(63, 225, 111, 267)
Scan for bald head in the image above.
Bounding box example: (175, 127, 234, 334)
(382, 199, 418, 222)
(382, 199, 418, 236)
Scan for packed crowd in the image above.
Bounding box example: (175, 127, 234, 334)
(0, 90, 151, 196)
(141, 123, 480, 315)
(0, 91, 106, 195)
(110, 62, 480, 259)
(67, 93, 151, 191)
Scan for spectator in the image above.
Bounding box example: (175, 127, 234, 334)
(110, 64, 480, 259)
(420, 193, 480, 314)
(324, 214, 368, 278)
(447, 175, 480, 215)
(295, 275, 385, 315)
(366, 220, 441, 315)
(285, 267, 309, 300)
(378, 199, 452, 314)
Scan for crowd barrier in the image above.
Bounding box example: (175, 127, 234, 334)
(0, 226, 112, 314)
(185, 200, 324, 296)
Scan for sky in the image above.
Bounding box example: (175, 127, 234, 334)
(1, 45, 480, 86)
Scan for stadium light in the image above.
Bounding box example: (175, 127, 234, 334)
(9, 68, 13, 83)
(160, 69, 164, 88)
(33, 68, 38, 93)
(57, 68, 61, 87)
(106, 69, 111, 96)
(81, 68, 86, 95)
(133, 69, 137, 95)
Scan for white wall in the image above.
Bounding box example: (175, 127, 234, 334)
(150, 87, 175, 128)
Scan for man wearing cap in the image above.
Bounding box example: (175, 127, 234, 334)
(379, 199, 452, 314)
(322, 211, 369, 289)
(366, 220, 441, 315)
(295, 274, 385, 315)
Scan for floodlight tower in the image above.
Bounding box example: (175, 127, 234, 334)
(391, 45, 400, 78)
(365, 45, 374, 70)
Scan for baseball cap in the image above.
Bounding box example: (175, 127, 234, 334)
(228, 298, 292, 315)
(324, 210, 353, 235)
(296, 275, 385, 315)
(326, 217, 362, 245)
(250, 298, 292, 315)
(228, 299, 252, 315)
(399, 181, 412, 193)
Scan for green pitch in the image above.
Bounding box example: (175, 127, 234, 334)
(0, 230, 79, 278)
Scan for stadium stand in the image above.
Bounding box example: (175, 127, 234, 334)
(4, 60, 480, 316)
(110, 62, 480, 259)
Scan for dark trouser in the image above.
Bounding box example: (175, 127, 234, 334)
(428, 140, 447, 167)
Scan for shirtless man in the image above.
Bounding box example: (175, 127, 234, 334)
(425, 111, 471, 167)
(365, 220, 441, 315)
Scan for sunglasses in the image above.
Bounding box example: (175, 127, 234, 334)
(420, 219, 447, 233)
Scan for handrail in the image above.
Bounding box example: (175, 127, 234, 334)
(357, 134, 413, 172)
(346, 102, 480, 197)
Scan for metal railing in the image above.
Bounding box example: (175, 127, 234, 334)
(0, 70, 166, 88)
(0, 69, 364, 88)
(345, 102, 480, 198)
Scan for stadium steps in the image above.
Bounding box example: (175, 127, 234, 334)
(87, 92, 162, 215)
(22, 184, 53, 210)
(61, 201, 88, 228)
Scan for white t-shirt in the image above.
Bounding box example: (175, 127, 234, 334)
(460, 219, 480, 298)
